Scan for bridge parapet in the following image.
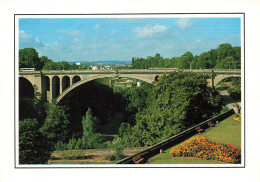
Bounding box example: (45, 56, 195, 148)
(20, 69, 241, 75)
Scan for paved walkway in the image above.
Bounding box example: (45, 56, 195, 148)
(219, 89, 241, 109)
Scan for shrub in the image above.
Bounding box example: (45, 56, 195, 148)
(106, 137, 126, 161)
(67, 138, 77, 150)
(55, 140, 67, 151)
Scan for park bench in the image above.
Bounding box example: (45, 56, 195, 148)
(207, 121, 214, 127)
(132, 155, 144, 164)
(195, 126, 203, 133)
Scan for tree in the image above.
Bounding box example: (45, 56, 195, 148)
(40, 101, 70, 144)
(19, 48, 42, 70)
(232, 46, 241, 62)
(121, 71, 224, 147)
(130, 43, 240, 70)
(81, 107, 101, 149)
(215, 56, 240, 69)
(123, 82, 153, 113)
(41, 56, 54, 70)
(177, 52, 193, 69)
(195, 52, 211, 69)
(216, 43, 234, 60)
(19, 118, 53, 164)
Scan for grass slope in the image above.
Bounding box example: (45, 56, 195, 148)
(147, 114, 241, 164)
(201, 114, 241, 146)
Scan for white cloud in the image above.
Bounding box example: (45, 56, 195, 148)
(175, 18, 193, 29)
(56, 29, 82, 37)
(93, 24, 100, 30)
(35, 38, 40, 42)
(19, 30, 31, 39)
(19, 30, 44, 49)
(134, 24, 168, 38)
(110, 30, 116, 36)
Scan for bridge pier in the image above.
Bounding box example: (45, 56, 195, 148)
(70, 77, 73, 87)
(49, 76, 53, 101)
(59, 78, 63, 95)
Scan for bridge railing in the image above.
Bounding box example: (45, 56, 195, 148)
(20, 68, 35, 71)
(116, 109, 235, 164)
(39, 69, 241, 74)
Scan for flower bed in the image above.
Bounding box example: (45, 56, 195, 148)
(233, 117, 241, 122)
(233, 113, 241, 122)
(169, 136, 241, 164)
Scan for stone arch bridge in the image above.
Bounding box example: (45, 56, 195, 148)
(19, 69, 241, 103)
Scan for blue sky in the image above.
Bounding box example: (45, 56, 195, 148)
(19, 17, 241, 62)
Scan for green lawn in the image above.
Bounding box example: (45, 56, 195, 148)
(49, 160, 114, 164)
(148, 157, 223, 164)
(201, 114, 241, 146)
(146, 114, 241, 164)
(147, 147, 223, 164)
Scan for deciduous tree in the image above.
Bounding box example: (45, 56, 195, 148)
(40, 101, 70, 144)
(19, 48, 42, 69)
(19, 118, 52, 164)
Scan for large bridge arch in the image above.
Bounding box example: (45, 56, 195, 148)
(56, 74, 154, 104)
(207, 74, 241, 87)
(19, 77, 36, 120)
(19, 75, 34, 87)
(19, 77, 34, 99)
(215, 75, 241, 86)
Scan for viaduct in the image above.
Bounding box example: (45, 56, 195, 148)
(19, 69, 241, 103)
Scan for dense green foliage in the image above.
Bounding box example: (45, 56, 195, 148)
(19, 118, 52, 164)
(132, 43, 241, 69)
(19, 48, 79, 70)
(40, 102, 70, 144)
(81, 108, 102, 149)
(59, 80, 127, 137)
(120, 72, 224, 147)
(54, 108, 103, 150)
(19, 48, 43, 69)
(20, 43, 240, 71)
(122, 82, 153, 114)
(41, 57, 79, 71)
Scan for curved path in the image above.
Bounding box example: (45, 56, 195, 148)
(219, 89, 241, 110)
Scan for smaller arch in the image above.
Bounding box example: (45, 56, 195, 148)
(155, 75, 159, 82)
(44, 76, 50, 91)
(52, 76, 60, 99)
(72, 75, 81, 84)
(62, 76, 70, 92)
(215, 75, 241, 87)
(43, 76, 50, 101)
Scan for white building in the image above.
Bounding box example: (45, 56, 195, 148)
(90, 65, 98, 70)
(137, 80, 142, 87)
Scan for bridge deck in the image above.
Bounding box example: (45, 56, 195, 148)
(19, 69, 241, 75)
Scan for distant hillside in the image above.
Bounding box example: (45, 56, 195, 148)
(68, 61, 131, 65)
